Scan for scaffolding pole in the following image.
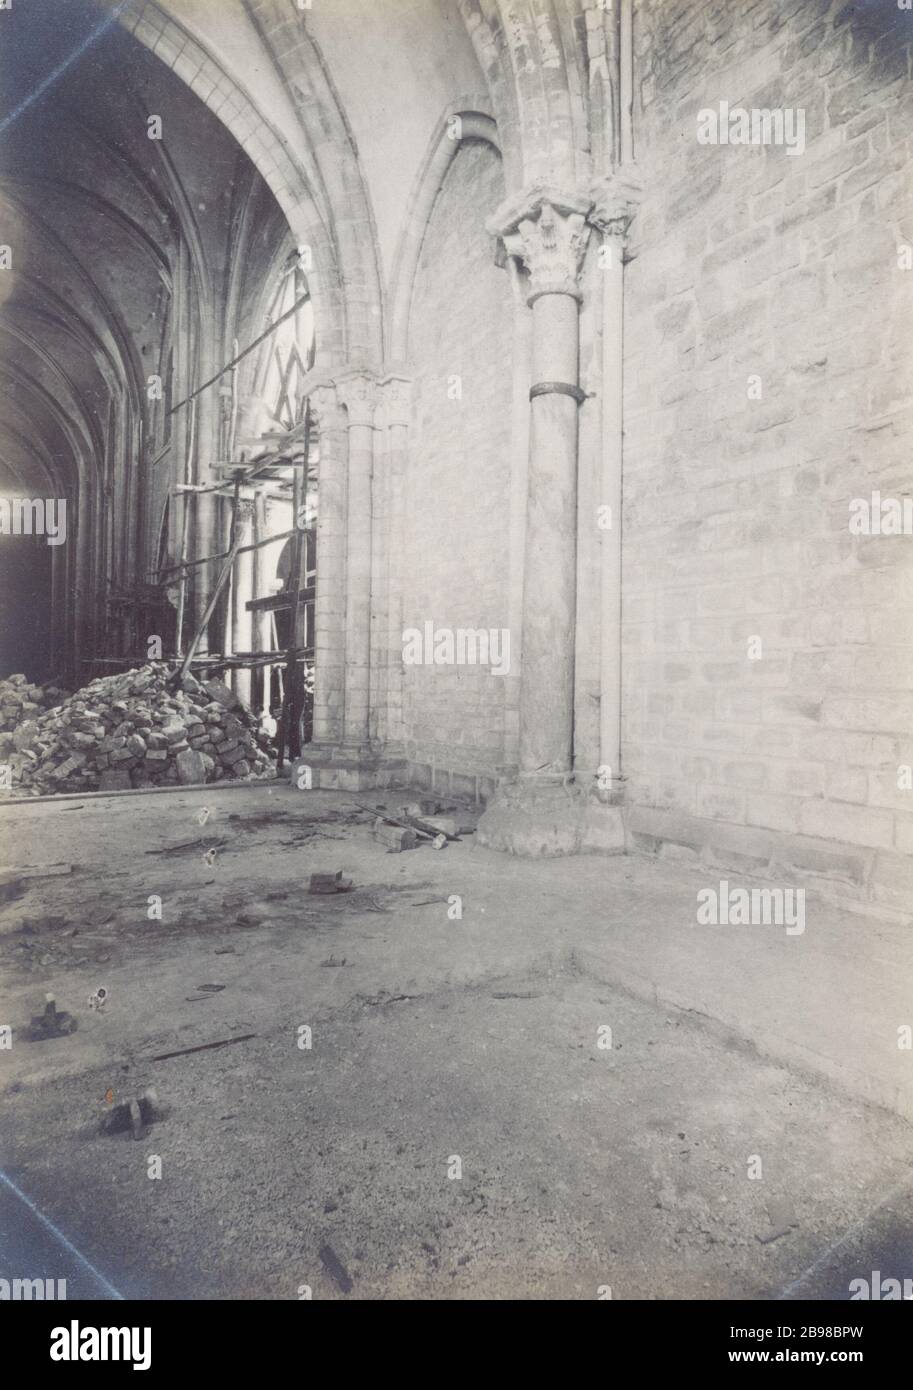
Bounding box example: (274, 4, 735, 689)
(174, 477, 242, 687)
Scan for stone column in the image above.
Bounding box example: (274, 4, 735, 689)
(336, 372, 377, 754)
(378, 375, 412, 756)
(308, 383, 347, 747)
(334, 375, 377, 756)
(591, 174, 642, 797)
(192, 338, 220, 653)
(476, 189, 595, 855)
(509, 193, 591, 774)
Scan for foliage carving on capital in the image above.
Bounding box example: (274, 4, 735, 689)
(336, 373, 378, 427)
(503, 201, 590, 301)
(589, 170, 643, 239)
(379, 376, 412, 428)
(307, 383, 342, 431)
(490, 188, 593, 302)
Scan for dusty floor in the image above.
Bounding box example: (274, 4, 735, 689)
(1, 783, 911, 1300)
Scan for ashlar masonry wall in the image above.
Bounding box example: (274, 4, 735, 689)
(621, 0, 913, 913)
(399, 139, 515, 797)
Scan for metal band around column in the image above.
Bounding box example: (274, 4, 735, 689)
(529, 380, 587, 404)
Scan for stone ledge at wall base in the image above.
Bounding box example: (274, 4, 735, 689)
(293, 744, 407, 792)
(402, 760, 500, 806)
(624, 804, 913, 925)
(475, 777, 625, 857)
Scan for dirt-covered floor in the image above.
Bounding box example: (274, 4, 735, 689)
(1, 783, 911, 1300)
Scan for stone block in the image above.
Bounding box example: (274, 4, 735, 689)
(98, 770, 131, 792)
(175, 749, 207, 784)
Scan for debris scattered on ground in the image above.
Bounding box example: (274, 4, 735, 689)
(23, 993, 78, 1040)
(0, 870, 25, 904)
(356, 990, 418, 1008)
(309, 871, 354, 894)
(400, 798, 440, 817)
(373, 818, 416, 852)
(399, 799, 477, 834)
(1, 862, 73, 881)
(186, 983, 226, 1001)
(0, 673, 66, 735)
(757, 1199, 799, 1244)
(227, 810, 290, 829)
(88, 986, 108, 1011)
(145, 836, 228, 857)
(101, 1087, 163, 1141)
(356, 800, 461, 846)
(422, 816, 458, 837)
(409, 814, 459, 841)
(360, 895, 391, 913)
(320, 956, 347, 967)
(0, 664, 275, 796)
(235, 902, 272, 926)
(319, 1241, 353, 1294)
(148, 1033, 256, 1063)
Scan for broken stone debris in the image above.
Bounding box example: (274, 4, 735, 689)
(0, 870, 25, 904)
(101, 1087, 163, 1140)
(757, 1198, 799, 1244)
(23, 993, 78, 1041)
(400, 798, 438, 817)
(373, 818, 417, 851)
(399, 799, 475, 834)
(319, 1241, 353, 1294)
(0, 673, 66, 735)
(186, 983, 226, 1000)
(362, 800, 460, 848)
(309, 870, 355, 894)
(0, 664, 275, 796)
(422, 816, 458, 838)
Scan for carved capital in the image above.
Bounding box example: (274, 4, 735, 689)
(336, 371, 378, 427)
(489, 186, 592, 303)
(589, 168, 643, 239)
(378, 374, 413, 429)
(307, 383, 344, 432)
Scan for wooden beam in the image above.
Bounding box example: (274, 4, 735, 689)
(245, 585, 314, 615)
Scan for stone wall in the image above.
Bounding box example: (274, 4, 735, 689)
(399, 139, 514, 795)
(621, 0, 913, 912)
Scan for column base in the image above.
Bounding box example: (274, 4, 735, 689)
(475, 776, 625, 857)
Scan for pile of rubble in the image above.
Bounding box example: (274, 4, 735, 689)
(0, 673, 67, 733)
(0, 664, 276, 796)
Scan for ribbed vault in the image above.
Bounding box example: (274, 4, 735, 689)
(0, 0, 295, 678)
